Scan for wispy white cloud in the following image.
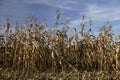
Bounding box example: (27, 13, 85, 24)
(24, 0, 78, 10)
(70, 18, 91, 27)
(82, 4, 120, 22)
(70, 19, 83, 27)
(69, 3, 120, 28)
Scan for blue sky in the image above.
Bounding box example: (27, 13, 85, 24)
(0, 0, 120, 35)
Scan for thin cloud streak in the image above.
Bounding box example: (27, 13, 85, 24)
(24, 0, 78, 10)
(82, 4, 120, 22)
(69, 4, 120, 28)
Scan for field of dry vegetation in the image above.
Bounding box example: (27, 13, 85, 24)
(0, 11, 120, 79)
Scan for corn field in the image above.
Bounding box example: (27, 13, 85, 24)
(0, 13, 120, 79)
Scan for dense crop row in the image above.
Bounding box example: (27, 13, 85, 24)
(0, 12, 120, 79)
